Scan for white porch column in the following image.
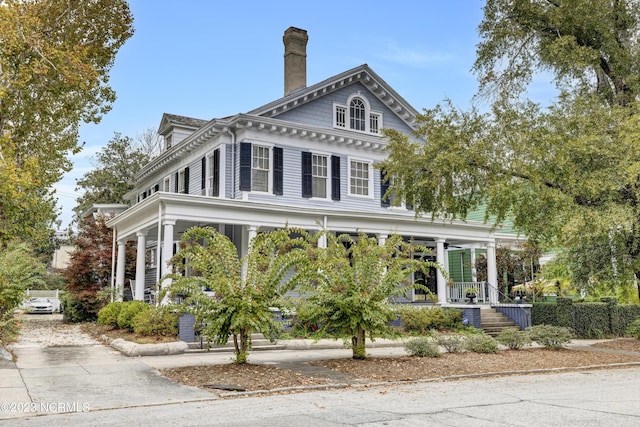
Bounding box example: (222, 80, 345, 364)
(161, 220, 175, 279)
(159, 220, 175, 305)
(487, 241, 498, 304)
(318, 216, 328, 248)
(115, 240, 126, 302)
(471, 247, 478, 282)
(134, 231, 147, 301)
(376, 233, 388, 246)
(241, 225, 258, 280)
(436, 238, 448, 305)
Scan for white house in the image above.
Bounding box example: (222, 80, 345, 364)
(107, 27, 520, 305)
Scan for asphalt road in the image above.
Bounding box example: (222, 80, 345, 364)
(2, 315, 640, 426)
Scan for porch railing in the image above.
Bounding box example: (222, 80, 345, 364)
(447, 282, 488, 303)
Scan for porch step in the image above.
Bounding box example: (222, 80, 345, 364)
(186, 333, 286, 353)
(481, 308, 517, 337)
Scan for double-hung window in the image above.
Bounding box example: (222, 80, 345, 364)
(349, 159, 371, 197)
(240, 142, 283, 195)
(312, 154, 328, 198)
(252, 145, 270, 192)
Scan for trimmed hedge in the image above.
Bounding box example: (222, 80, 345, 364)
(532, 298, 640, 338)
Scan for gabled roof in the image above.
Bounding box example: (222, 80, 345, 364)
(158, 113, 208, 135)
(248, 64, 419, 129)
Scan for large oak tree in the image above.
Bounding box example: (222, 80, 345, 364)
(382, 0, 640, 297)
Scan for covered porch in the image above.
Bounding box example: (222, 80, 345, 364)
(106, 193, 516, 305)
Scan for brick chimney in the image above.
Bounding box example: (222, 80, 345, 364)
(283, 27, 308, 96)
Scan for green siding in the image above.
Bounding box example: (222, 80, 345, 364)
(448, 249, 486, 282)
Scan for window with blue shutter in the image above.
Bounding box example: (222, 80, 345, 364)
(301, 152, 312, 198)
(239, 142, 252, 191)
(201, 157, 206, 190)
(212, 149, 220, 197)
(331, 155, 341, 201)
(380, 168, 390, 207)
(273, 147, 283, 195)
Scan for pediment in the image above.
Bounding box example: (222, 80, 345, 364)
(248, 64, 418, 129)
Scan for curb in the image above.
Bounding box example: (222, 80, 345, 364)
(103, 335, 188, 357)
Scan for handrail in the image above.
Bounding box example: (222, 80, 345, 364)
(491, 286, 532, 330)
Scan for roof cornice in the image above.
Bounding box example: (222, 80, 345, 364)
(135, 114, 390, 182)
(249, 64, 419, 128)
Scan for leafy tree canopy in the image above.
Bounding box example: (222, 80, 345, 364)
(382, 0, 640, 297)
(476, 0, 640, 106)
(74, 132, 150, 218)
(0, 0, 133, 247)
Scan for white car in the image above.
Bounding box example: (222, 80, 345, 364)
(26, 297, 54, 314)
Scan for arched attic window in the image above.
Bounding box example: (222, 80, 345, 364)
(334, 93, 382, 135)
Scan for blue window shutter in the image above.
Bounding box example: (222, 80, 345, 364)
(212, 149, 220, 197)
(331, 155, 341, 201)
(240, 142, 252, 191)
(273, 147, 283, 195)
(154, 184, 159, 192)
(301, 152, 312, 198)
(201, 157, 206, 190)
(174, 172, 179, 193)
(184, 167, 190, 194)
(380, 168, 390, 207)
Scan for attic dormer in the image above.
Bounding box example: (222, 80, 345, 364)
(157, 113, 208, 152)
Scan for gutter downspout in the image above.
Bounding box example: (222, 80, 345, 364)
(225, 126, 236, 199)
(110, 226, 116, 303)
(155, 201, 163, 306)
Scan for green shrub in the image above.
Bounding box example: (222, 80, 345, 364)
(97, 302, 124, 327)
(133, 306, 178, 337)
(435, 333, 465, 353)
(404, 337, 441, 357)
(624, 318, 640, 339)
(464, 333, 499, 353)
(496, 328, 531, 350)
(526, 324, 573, 349)
(116, 301, 150, 331)
(62, 293, 99, 323)
(400, 307, 463, 334)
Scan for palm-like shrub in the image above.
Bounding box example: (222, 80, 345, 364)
(298, 232, 442, 359)
(165, 227, 312, 364)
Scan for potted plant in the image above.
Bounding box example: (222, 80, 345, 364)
(464, 287, 477, 303)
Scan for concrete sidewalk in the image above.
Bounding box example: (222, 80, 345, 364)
(2, 318, 639, 422)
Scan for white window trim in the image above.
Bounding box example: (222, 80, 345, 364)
(348, 157, 374, 198)
(207, 145, 226, 197)
(178, 168, 186, 193)
(310, 151, 331, 200)
(333, 93, 383, 135)
(163, 176, 171, 192)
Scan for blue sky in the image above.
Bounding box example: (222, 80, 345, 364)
(53, 0, 553, 229)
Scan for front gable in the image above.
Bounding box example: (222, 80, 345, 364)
(248, 64, 418, 133)
(272, 81, 416, 136)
